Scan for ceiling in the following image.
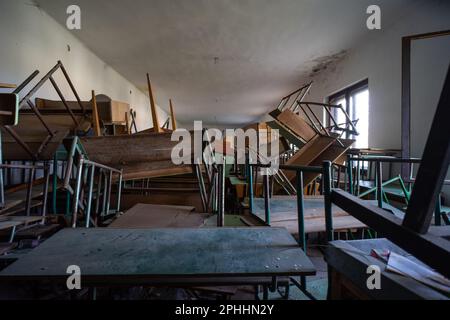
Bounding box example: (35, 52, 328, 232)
(37, 0, 412, 127)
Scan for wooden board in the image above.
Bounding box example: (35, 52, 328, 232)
(0, 83, 17, 89)
(35, 98, 91, 111)
(275, 135, 351, 192)
(325, 239, 449, 300)
(287, 135, 336, 166)
(119, 192, 204, 213)
(302, 138, 354, 185)
(1, 113, 90, 160)
(276, 110, 316, 142)
(135, 127, 172, 134)
(99, 100, 130, 124)
(252, 196, 366, 234)
(0, 220, 22, 231)
(0, 180, 59, 215)
(0, 242, 17, 255)
(0, 228, 316, 283)
(36, 96, 129, 123)
(108, 203, 207, 228)
(80, 132, 193, 180)
(80, 131, 184, 162)
(271, 216, 366, 234)
(0, 216, 45, 225)
(266, 120, 305, 148)
(118, 161, 192, 181)
(1, 128, 68, 161)
(14, 224, 60, 238)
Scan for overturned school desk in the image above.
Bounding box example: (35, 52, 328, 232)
(251, 196, 366, 234)
(325, 238, 449, 300)
(0, 227, 316, 287)
(108, 203, 208, 228)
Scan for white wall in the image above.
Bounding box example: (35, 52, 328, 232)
(0, 0, 167, 131)
(290, 1, 450, 150)
(287, 1, 450, 200)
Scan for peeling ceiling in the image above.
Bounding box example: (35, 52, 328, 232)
(37, 0, 413, 127)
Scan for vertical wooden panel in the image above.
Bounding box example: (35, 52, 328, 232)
(91, 90, 101, 137)
(401, 37, 411, 180)
(169, 99, 177, 130)
(147, 73, 162, 133)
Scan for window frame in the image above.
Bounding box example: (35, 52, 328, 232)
(327, 79, 369, 141)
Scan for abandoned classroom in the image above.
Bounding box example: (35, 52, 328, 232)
(0, 0, 449, 301)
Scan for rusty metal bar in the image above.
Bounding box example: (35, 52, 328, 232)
(26, 99, 54, 135)
(58, 61, 86, 114)
(2, 126, 36, 160)
(49, 76, 79, 127)
(19, 62, 61, 108)
(305, 103, 330, 135)
(12, 70, 40, 94)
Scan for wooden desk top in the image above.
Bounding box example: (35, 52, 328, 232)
(108, 203, 206, 228)
(0, 227, 316, 284)
(0, 83, 17, 89)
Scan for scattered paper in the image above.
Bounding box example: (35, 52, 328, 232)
(386, 251, 450, 294)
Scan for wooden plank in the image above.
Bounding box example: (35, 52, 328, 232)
(271, 215, 365, 234)
(0, 83, 17, 89)
(35, 98, 91, 111)
(15, 224, 60, 238)
(0, 228, 316, 283)
(0, 188, 44, 215)
(287, 135, 336, 167)
(124, 203, 196, 214)
(253, 196, 348, 219)
(91, 90, 101, 137)
(0, 179, 59, 215)
(332, 189, 450, 278)
(0, 200, 43, 216)
(1, 112, 90, 160)
(302, 138, 354, 185)
(1, 131, 68, 160)
(119, 161, 192, 180)
(0, 242, 17, 255)
(108, 203, 206, 228)
(325, 239, 448, 300)
(94, 95, 130, 123)
(266, 120, 305, 148)
(80, 133, 193, 179)
(120, 192, 204, 213)
(275, 135, 336, 191)
(252, 196, 366, 234)
(80, 132, 181, 164)
(276, 109, 316, 141)
(0, 216, 45, 225)
(0, 220, 22, 231)
(147, 74, 162, 133)
(169, 99, 177, 130)
(108, 100, 130, 124)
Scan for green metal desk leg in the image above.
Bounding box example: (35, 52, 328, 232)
(346, 154, 353, 195)
(52, 154, 58, 214)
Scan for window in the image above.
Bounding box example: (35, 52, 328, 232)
(328, 79, 369, 149)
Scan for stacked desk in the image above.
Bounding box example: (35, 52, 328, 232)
(0, 228, 316, 289)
